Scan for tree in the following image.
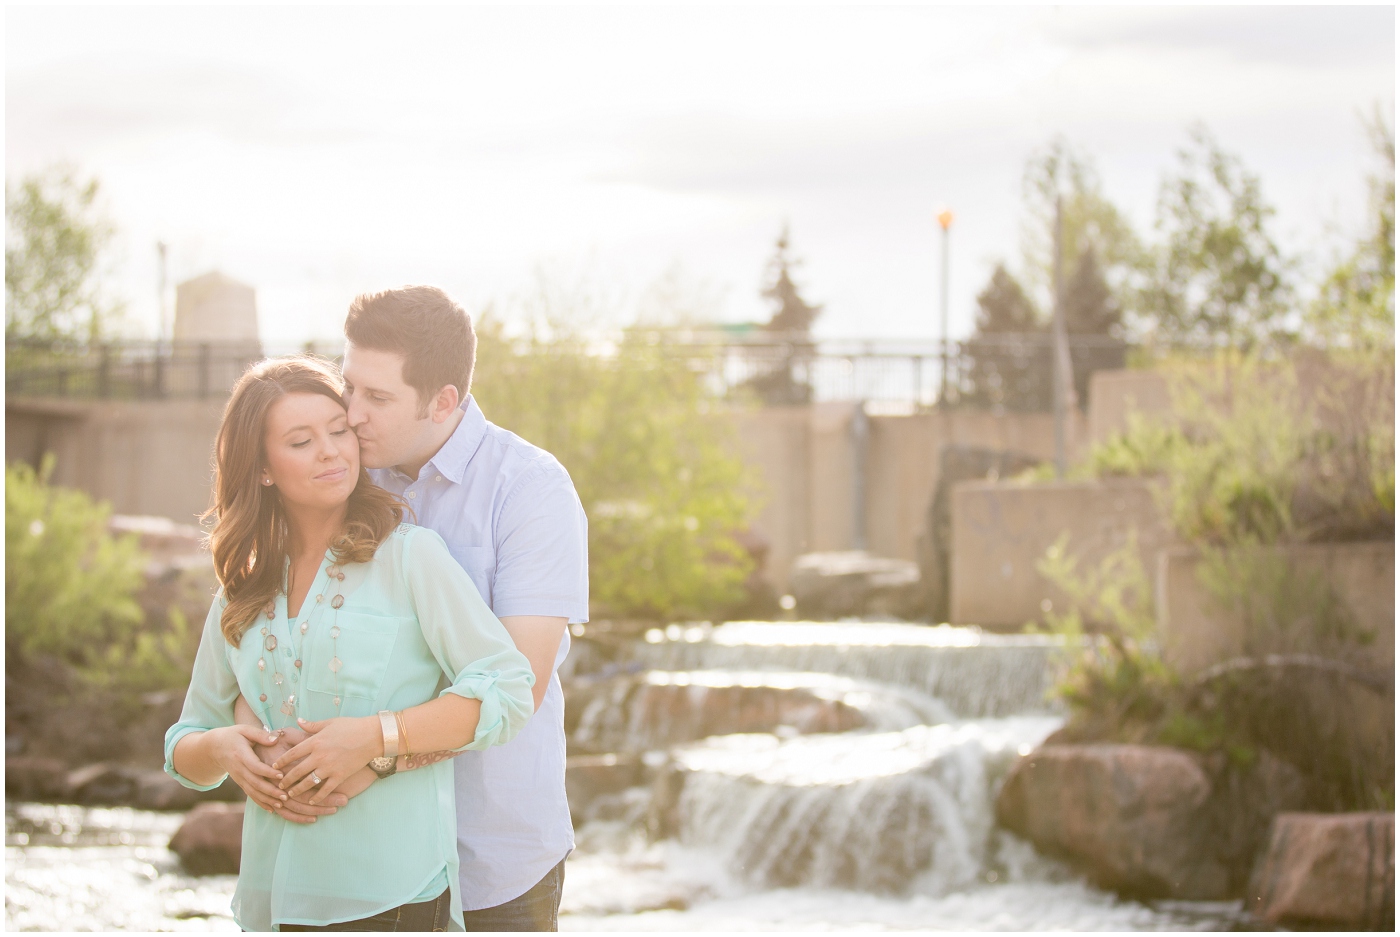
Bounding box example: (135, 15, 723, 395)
(1308, 106, 1394, 351)
(471, 279, 756, 621)
(1064, 247, 1120, 336)
(974, 264, 1040, 334)
(1139, 126, 1293, 349)
(963, 264, 1048, 411)
(760, 225, 823, 334)
(5, 169, 122, 345)
(745, 226, 823, 404)
(1020, 138, 1147, 314)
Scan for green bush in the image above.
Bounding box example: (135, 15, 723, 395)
(5, 457, 190, 695)
(472, 319, 756, 621)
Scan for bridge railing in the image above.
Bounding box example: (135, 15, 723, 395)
(5, 333, 1128, 412)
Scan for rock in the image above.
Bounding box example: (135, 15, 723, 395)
(1201, 750, 1311, 889)
(1248, 812, 1394, 930)
(790, 551, 921, 619)
(568, 671, 875, 754)
(566, 754, 645, 823)
(170, 802, 244, 875)
(996, 744, 1231, 899)
(66, 763, 138, 805)
(132, 769, 207, 811)
(5, 756, 71, 800)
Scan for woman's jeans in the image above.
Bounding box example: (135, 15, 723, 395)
(279, 889, 450, 932)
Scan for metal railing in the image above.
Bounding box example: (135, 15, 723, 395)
(6, 333, 1128, 412)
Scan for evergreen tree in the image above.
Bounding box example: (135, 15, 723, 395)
(974, 264, 1040, 333)
(1063, 247, 1120, 336)
(761, 226, 822, 334)
(964, 265, 1047, 411)
(745, 226, 822, 404)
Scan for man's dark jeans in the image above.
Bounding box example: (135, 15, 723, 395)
(460, 858, 566, 932)
(279, 889, 450, 932)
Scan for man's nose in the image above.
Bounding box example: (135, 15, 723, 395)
(345, 396, 366, 429)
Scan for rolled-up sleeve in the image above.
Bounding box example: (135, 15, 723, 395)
(402, 527, 535, 750)
(163, 596, 240, 790)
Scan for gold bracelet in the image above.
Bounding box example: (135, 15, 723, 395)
(395, 710, 412, 756)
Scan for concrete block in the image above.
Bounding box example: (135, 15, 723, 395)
(949, 479, 1172, 628)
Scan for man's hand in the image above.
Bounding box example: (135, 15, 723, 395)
(252, 726, 347, 824)
(499, 615, 567, 712)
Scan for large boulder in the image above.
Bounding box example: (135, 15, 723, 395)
(1248, 812, 1394, 930)
(997, 744, 1230, 899)
(169, 802, 244, 875)
(790, 551, 920, 619)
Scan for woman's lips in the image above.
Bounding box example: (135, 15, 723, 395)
(315, 467, 349, 482)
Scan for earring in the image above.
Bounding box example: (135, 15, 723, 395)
(262, 478, 273, 486)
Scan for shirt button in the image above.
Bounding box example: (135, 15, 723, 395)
(490, 670, 501, 677)
(408, 491, 417, 499)
(435, 476, 442, 482)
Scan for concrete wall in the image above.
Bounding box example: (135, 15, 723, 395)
(736, 405, 1088, 593)
(10, 392, 1090, 595)
(7, 398, 223, 526)
(949, 478, 1175, 628)
(1156, 542, 1395, 675)
(1087, 369, 1171, 445)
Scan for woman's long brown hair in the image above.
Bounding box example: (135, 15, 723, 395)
(205, 356, 405, 645)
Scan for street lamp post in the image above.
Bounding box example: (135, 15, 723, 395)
(936, 208, 954, 407)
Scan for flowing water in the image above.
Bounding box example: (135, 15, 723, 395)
(5, 621, 1259, 931)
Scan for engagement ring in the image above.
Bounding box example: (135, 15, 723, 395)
(310, 772, 322, 785)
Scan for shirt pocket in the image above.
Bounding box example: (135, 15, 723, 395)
(305, 610, 406, 702)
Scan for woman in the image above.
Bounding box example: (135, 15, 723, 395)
(165, 356, 534, 932)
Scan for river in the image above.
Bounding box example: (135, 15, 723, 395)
(6, 622, 1263, 931)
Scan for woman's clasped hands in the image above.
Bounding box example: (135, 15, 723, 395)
(272, 715, 383, 804)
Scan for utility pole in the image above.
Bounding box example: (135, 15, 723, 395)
(157, 241, 169, 344)
(1051, 197, 1069, 478)
(936, 208, 954, 407)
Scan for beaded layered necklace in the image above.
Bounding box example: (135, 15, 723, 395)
(254, 558, 348, 732)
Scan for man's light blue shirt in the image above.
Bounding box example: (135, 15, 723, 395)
(369, 396, 588, 911)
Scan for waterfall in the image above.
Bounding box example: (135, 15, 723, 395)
(670, 719, 1062, 895)
(628, 622, 1064, 718)
(570, 670, 954, 753)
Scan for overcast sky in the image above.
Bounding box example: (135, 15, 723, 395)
(6, 4, 1395, 344)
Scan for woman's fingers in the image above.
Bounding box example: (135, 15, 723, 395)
(278, 751, 319, 790)
(273, 739, 315, 773)
(286, 765, 335, 799)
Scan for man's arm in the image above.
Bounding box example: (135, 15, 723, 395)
(499, 615, 567, 713)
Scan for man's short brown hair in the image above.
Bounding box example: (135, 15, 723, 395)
(344, 286, 476, 414)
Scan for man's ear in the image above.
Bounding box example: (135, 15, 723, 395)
(430, 384, 461, 424)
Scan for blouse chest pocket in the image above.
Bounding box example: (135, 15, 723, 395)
(305, 610, 406, 702)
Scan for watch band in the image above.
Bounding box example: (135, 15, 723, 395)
(378, 710, 400, 759)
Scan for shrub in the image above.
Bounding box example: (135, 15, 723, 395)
(5, 457, 191, 696)
(472, 319, 756, 621)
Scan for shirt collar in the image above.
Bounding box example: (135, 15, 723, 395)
(417, 395, 487, 485)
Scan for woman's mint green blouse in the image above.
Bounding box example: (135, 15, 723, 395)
(164, 524, 535, 932)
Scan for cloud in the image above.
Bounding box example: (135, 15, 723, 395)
(1052, 6, 1394, 69)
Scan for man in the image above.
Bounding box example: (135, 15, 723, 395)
(235, 286, 587, 930)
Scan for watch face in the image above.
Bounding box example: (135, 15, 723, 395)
(369, 756, 395, 773)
